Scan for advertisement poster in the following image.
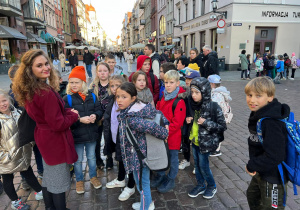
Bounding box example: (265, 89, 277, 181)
(34, 0, 44, 20)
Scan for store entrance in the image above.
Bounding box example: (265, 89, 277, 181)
(254, 27, 276, 56)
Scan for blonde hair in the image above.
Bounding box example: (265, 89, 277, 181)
(89, 62, 110, 98)
(108, 75, 127, 95)
(0, 89, 13, 107)
(66, 81, 88, 95)
(164, 70, 180, 81)
(12, 49, 59, 106)
(245, 77, 275, 97)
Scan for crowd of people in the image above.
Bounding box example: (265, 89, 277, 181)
(0, 43, 294, 210)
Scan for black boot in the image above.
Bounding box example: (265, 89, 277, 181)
(53, 192, 67, 210)
(42, 187, 55, 209)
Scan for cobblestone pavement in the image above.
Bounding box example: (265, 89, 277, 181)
(0, 60, 300, 210)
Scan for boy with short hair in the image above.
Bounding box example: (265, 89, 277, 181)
(159, 62, 179, 99)
(153, 70, 186, 193)
(245, 77, 289, 209)
(105, 54, 123, 76)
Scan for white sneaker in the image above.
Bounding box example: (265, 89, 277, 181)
(178, 159, 190, 170)
(132, 201, 155, 210)
(193, 168, 196, 174)
(35, 191, 43, 200)
(106, 178, 125, 188)
(118, 187, 135, 201)
(289, 77, 294, 80)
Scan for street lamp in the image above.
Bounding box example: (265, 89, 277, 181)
(211, 0, 227, 19)
(172, 18, 182, 31)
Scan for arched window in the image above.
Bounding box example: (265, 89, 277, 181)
(159, 16, 166, 35)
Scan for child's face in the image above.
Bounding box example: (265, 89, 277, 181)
(246, 91, 274, 112)
(135, 75, 147, 91)
(106, 59, 116, 71)
(210, 83, 216, 89)
(109, 80, 122, 95)
(185, 78, 193, 87)
(159, 67, 165, 80)
(191, 88, 202, 103)
(69, 78, 83, 93)
(97, 65, 110, 81)
(141, 60, 151, 73)
(177, 60, 185, 70)
(164, 79, 180, 93)
(0, 95, 10, 114)
(116, 89, 136, 110)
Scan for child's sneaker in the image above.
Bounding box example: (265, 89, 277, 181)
(193, 168, 196, 174)
(118, 187, 135, 201)
(210, 150, 222, 157)
(35, 191, 43, 200)
(76, 181, 85, 194)
(106, 178, 125, 188)
(90, 177, 102, 189)
(203, 187, 217, 199)
(178, 159, 190, 170)
(11, 199, 30, 210)
(188, 185, 206, 198)
(20, 179, 30, 190)
(132, 201, 155, 210)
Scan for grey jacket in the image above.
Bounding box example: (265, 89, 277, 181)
(0, 108, 33, 174)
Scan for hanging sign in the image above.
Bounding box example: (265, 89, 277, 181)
(217, 19, 226, 28)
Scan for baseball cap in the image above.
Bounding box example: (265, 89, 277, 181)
(208, 74, 221, 84)
(185, 69, 200, 79)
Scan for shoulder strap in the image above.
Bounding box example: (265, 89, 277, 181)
(91, 93, 96, 104)
(67, 95, 72, 108)
(172, 98, 181, 115)
(210, 101, 217, 122)
(150, 72, 155, 91)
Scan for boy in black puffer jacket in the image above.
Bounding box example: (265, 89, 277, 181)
(245, 77, 289, 209)
(63, 66, 104, 194)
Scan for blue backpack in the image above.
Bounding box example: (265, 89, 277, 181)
(257, 112, 300, 206)
(67, 93, 96, 107)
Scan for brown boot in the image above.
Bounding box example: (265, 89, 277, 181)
(90, 177, 102, 189)
(76, 181, 84, 194)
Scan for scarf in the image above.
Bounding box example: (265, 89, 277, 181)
(164, 86, 180, 101)
(137, 88, 153, 104)
(189, 96, 202, 111)
(71, 90, 86, 101)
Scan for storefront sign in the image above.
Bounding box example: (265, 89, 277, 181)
(293, 12, 300, 18)
(233, 23, 242, 26)
(262, 11, 288, 18)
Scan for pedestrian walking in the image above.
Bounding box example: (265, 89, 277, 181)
(69, 50, 78, 70)
(290, 52, 297, 80)
(94, 51, 100, 66)
(126, 51, 133, 73)
(59, 51, 66, 72)
(83, 47, 95, 78)
(12, 49, 79, 210)
(239, 50, 249, 80)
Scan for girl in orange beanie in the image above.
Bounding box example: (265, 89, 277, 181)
(63, 66, 104, 194)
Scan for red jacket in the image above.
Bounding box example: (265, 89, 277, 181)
(25, 88, 79, 166)
(156, 87, 186, 150)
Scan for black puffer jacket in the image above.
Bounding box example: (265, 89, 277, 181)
(202, 51, 219, 78)
(185, 77, 227, 153)
(83, 52, 94, 65)
(63, 91, 104, 144)
(103, 95, 122, 161)
(189, 54, 203, 72)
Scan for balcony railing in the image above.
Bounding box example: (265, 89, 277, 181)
(0, 0, 22, 16)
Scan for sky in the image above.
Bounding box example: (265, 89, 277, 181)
(83, 0, 136, 43)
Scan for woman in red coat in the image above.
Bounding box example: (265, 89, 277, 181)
(13, 49, 79, 210)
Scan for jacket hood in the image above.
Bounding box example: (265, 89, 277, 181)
(190, 77, 211, 104)
(208, 51, 218, 59)
(250, 98, 290, 121)
(125, 102, 157, 120)
(137, 55, 152, 71)
(178, 85, 189, 99)
(212, 86, 232, 101)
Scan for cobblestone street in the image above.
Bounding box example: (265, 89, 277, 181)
(0, 61, 300, 209)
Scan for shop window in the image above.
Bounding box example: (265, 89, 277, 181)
(211, 28, 217, 52)
(159, 16, 166, 35)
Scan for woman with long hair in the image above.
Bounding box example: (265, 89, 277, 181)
(12, 49, 79, 210)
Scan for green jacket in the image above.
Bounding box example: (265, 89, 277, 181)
(239, 54, 249, 70)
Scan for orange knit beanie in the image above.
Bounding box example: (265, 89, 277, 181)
(69, 66, 86, 82)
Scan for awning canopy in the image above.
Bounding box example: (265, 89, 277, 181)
(160, 44, 175, 50)
(53, 36, 64, 43)
(26, 32, 47, 44)
(0, 25, 27, 40)
(40, 31, 56, 44)
(130, 43, 145, 49)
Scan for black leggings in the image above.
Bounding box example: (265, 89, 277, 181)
(117, 160, 135, 189)
(183, 136, 190, 162)
(291, 68, 296, 78)
(2, 166, 42, 201)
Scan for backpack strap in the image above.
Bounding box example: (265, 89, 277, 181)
(91, 93, 96, 104)
(67, 95, 72, 108)
(149, 72, 155, 91)
(172, 98, 181, 115)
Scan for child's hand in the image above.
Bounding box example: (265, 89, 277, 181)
(80, 116, 91, 124)
(197, 117, 206, 125)
(245, 166, 256, 176)
(90, 114, 96, 123)
(186, 117, 193, 124)
(165, 125, 169, 132)
(165, 136, 168, 143)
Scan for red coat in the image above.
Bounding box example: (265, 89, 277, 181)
(25, 88, 79, 166)
(156, 87, 186, 150)
(129, 71, 160, 104)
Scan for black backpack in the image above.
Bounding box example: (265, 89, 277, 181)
(268, 59, 275, 68)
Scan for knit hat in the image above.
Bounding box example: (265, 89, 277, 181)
(208, 74, 221, 84)
(185, 69, 200, 79)
(292, 52, 295, 57)
(69, 66, 86, 82)
(188, 63, 200, 71)
(191, 85, 201, 92)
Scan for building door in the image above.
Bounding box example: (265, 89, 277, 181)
(254, 27, 276, 55)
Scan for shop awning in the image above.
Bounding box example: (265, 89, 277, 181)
(40, 31, 56, 44)
(53, 36, 64, 43)
(0, 25, 27, 40)
(26, 32, 47, 44)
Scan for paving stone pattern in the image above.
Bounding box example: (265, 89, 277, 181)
(0, 61, 300, 209)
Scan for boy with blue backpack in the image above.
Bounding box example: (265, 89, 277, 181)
(245, 77, 291, 209)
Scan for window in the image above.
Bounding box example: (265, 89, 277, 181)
(159, 16, 166, 35)
(200, 31, 206, 48)
(71, 6, 73, 15)
(201, 0, 205, 16)
(193, 0, 196, 19)
(191, 33, 195, 48)
(185, 4, 188, 22)
(72, 24, 75, 33)
(178, 8, 181, 24)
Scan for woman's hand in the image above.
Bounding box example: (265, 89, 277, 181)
(80, 116, 91, 124)
(197, 117, 206, 125)
(186, 117, 193, 124)
(245, 166, 256, 176)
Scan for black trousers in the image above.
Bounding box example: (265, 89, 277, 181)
(2, 166, 42, 201)
(182, 136, 191, 162)
(291, 68, 296, 78)
(117, 160, 135, 189)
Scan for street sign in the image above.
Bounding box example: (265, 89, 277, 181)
(233, 23, 242, 26)
(217, 19, 226, 28)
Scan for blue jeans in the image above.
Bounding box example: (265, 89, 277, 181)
(74, 141, 97, 181)
(133, 166, 152, 210)
(192, 144, 216, 188)
(157, 149, 179, 180)
(267, 70, 272, 78)
(86, 64, 92, 78)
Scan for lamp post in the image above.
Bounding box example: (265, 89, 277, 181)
(211, 0, 227, 19)
(172, 18, 182, 31)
